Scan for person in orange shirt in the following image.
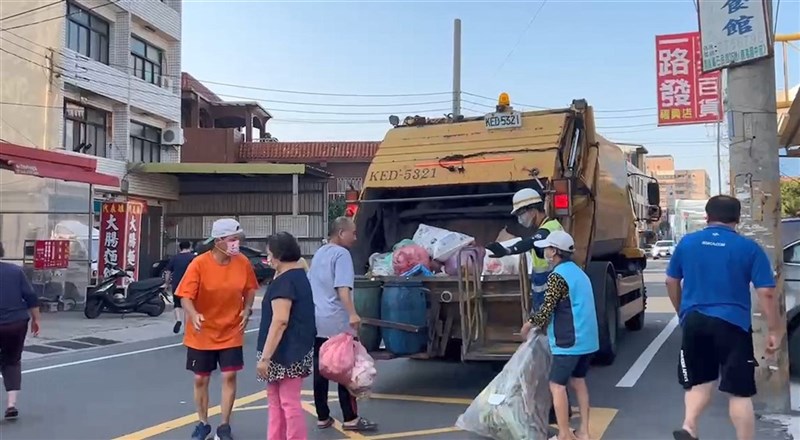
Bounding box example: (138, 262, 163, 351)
(177, 218, 258, 440)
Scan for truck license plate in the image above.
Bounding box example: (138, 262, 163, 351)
(485, 111, 522, 130)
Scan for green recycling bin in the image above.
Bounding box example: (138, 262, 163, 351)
(354, 277, 382, 352)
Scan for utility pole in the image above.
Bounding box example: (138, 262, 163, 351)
(716, 121, 722, 194)
(727, 0, 790, 413)
(452, 18, 462, 119)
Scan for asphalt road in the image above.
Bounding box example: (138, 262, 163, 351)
(0, 260, 794, 440)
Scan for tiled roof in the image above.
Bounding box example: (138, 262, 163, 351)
(181, 72, 221, 102)
(241, 141, 380, 162)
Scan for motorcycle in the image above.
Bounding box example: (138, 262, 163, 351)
(84, 266, 170, 319)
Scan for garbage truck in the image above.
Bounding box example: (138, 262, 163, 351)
(347, 96, 662, 366)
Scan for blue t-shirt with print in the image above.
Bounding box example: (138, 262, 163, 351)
(666, 225, 775, 332)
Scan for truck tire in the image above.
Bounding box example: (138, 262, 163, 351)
(625, 287, 646, 331)
(587, 262, 618, 366)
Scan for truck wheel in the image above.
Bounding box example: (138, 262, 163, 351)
(587, 262, 619, 366)
(625, 289, 646, 331)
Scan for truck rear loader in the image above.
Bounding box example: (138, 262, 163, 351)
(348, 97, 662, 366)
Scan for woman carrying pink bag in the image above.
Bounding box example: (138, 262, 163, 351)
(256, 233, 316, 440)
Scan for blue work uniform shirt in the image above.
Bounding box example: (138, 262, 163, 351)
(666, 225, 775, 332)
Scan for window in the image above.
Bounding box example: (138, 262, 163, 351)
(130, 121, 161, 163)
(64, 100, 109, 158)
(66, 2, 109, 64)
(785, 243, 800, 264)
(130, 36, 163, 85)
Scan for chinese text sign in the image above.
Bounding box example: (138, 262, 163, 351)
(97, 202, 144, 284)
(656, 32, 723, 127)
(33, 240, 70, 269)
(698, 0, 770, 72)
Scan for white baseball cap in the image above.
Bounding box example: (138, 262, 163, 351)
(203, 218, 243, 244)
(511, 188, 543, 215)
(533, 230, 575, 252)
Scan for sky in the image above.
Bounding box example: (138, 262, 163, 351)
(181, 0, 800, 194)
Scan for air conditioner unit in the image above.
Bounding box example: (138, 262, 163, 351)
(161, 128, 184, 146)
(160, 76, 173, 90)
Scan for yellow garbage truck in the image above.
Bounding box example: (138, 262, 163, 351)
(349, 97, 662, 366)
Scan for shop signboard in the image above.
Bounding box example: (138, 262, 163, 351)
(698, 0, 771, 72)
(98, 202, 127, 283)
(656, 31, 723, 127)
(124, 201, 145, 284)
(33, 240, 71, 269)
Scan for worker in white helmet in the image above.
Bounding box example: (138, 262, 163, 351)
(486, 188, 563, 312)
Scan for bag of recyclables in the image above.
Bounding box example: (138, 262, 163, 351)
(455, 331, 552, 440)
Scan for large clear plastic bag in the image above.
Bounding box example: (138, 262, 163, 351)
(456, 331, 552, 440)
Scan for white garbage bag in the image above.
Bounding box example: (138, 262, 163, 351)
(412, 224, 475, 262)
(455, 331, 552, 440)
(482, 238, 526, 276)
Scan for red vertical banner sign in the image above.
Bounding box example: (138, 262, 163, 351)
(124, 201, 144, 284)
(33, 240, 71, 269)
(98, 202, 127, 282)
(656, 32, 723, 127)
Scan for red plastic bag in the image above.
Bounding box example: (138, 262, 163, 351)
(319, 333, 356, 384)
(392, 244, 430, 275)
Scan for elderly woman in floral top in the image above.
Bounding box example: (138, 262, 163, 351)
(256, 232, 316, 440)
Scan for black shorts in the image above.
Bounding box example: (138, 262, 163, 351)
(186, 346, 244, 376)
(549, 354, 592, 386)
(678, 312, 757, 398)
(172, 294, 182, 308)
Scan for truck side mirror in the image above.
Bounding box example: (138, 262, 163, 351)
(647, 205, 662, 221)
(647, 182, 660, 206)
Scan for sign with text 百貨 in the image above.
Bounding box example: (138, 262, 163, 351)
(698, 0, 771, 73)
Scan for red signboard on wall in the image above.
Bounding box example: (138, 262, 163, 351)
(33, 240, 71, 269)
(97, 201, 145, 284)
(656, 32, 723, 127)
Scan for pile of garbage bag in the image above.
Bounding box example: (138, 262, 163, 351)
(456, 331, 552, 440)
(319, 333, 377, 399)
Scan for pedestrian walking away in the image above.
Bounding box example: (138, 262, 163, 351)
(256, 232, 316, 440)
(309, 217, 377, 432)
(485, 188, 563, 311)
(0, 242, 42, 421)
(519, 230, 598, 440)
(177, 219, 258, 440)
(164, 240, 195, 334)
(665, 195, 782, 440)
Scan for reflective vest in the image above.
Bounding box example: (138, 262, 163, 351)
(530, 218, 563, 295)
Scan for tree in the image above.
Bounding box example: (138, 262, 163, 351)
(328, 197, 346, 221)
(780, 179, 800, 218)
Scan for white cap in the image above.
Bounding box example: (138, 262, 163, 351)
(204, 218, 243, 244)
(511, 188, 543, 215)
(533, 230, 575, 252)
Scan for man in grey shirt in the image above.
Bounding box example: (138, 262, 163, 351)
(309, 217, 377, 432)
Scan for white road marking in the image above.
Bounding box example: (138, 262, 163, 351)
(13, 328, 259, 376)
(615, 315, 679, 388)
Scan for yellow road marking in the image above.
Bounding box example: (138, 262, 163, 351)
(112, 391, 264, 440)
(368, 427, 461, 439)
(298, 390, 472, 405)
(300, 401, 368, 439)
(646, 296, 676, 314)
(232, 404, 269, 412)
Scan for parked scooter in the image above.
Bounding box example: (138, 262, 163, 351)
(84, 266, 170, 319)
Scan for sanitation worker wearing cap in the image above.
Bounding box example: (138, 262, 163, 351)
(177, 218, 258, 440)
(486, 188, 563, 311)
(521, 230, 599, 440)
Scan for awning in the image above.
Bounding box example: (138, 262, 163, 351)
(0, 142, 120, 187)
(137, 162, 332, 178)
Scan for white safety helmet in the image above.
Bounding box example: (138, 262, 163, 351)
(510, 188, 543, 215)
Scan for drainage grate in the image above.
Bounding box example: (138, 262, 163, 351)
(47, 340, 96, 350)
(74, 337, 120, 346)
(24, 345, 66, 354)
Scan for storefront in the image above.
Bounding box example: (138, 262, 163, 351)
(0, 142, 118, 311)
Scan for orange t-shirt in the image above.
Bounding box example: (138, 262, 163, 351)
(177, 252, 258, 350)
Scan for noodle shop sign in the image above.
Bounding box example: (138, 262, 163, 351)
(97, 201, 145, 284)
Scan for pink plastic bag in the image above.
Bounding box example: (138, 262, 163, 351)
(319, 333, 356, 385)
(348, 343, 377, 398)
(392, 244, 430, 275)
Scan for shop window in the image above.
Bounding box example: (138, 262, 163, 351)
(130, 121, 162, 163)
(131, 36, 163, 85)
(66, 2, 109, 64)
(64, 100, 109, 158)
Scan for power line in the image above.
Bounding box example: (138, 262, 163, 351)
(491, 0, 549, 78)
(0, 0, 117, 32)
(0, 0, 64, 23)
(197, 79, 452, 98)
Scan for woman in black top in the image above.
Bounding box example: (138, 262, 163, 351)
(256, 232, 316, 440)
(0, 242, 41, 420)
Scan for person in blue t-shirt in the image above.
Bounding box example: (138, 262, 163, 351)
(665, 195, 781, 440)
(164, 241, 195, 334)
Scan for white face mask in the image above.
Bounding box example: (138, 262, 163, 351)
(544, 247, 556, 264)
(517, 211, 535, 228)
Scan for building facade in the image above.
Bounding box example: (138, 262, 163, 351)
(1, 0, 183, 300)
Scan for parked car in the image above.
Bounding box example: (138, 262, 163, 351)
(151, 243, 275, 284)
(650, 240, 675, 259)
(779, 218, 800, 377)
